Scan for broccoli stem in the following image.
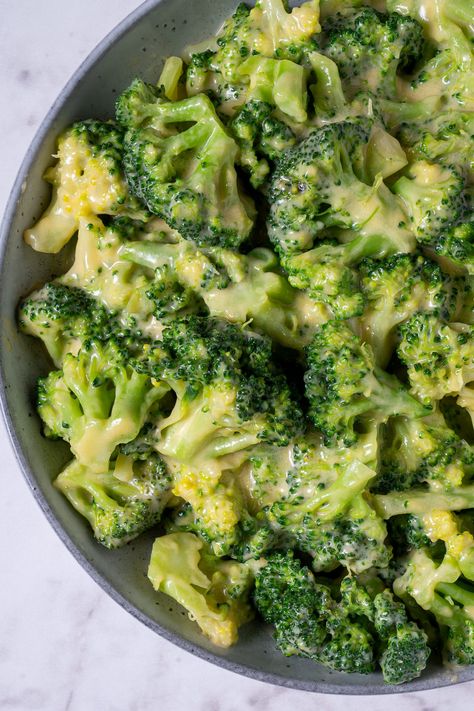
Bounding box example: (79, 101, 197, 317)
(437, 582, 474, 609)
(372, 485, 474, 519)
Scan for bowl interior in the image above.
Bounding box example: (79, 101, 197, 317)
(1, 0, 472, 694)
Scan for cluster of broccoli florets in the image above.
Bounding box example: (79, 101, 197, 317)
(19, 0, 474, 685)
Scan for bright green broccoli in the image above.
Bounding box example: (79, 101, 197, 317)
(305, 320, 429, 446)
(135, 316, 304, 461)
(148, 532, 254, 647)
(358, 253, 465, 367)
(54, 448, 171, 548)
(24, 120, 147, 254)
(116, 83, 254, 248)
(375, 411, 474, 495)
(318, 7, 424, 99)
(37, 339, 169, 473)
(254, 552, 429, 683)
(122, 238, 328, 348)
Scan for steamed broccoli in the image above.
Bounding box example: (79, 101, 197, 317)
(24, 120, 147, 254)
(305, 321, 429, 446)
(18, 281, 132, 367)
(37, 339, 169, 472)
(267, 119, 415, 317)
(393, 161, 470, 249)
(398, 314, 474, 402)
(375, 412, 474, 495)
(135, 316, 304, 461)
(184, 0, 320, 95)
(394, 547, 474, 665)
(55, 449, 171, 548)
(148, 532, 254, 647)
(358, 253, 464, 366)
(254, 552, 429, 683)
(116, 84, 254, 248)
(268, 119, 413, 255)
(122, 238, 328, 348)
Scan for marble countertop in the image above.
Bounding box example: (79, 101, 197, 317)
(0, 1, 473, 709)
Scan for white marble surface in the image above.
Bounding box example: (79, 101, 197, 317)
(0, 2, 473, 709)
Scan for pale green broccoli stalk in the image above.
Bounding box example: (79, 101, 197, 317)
(148, 532, 253, 647)
(55, 450, 171, 548)
(24, 120, 147, 254)
(394, 548, 474, 666)
(305, 321, 429, 446)
(372, 485, 474, 520)
(37, 340, 169, 472)
(158, 56, 183, 100)
(122, 239, 328, 349)
(308, 51, 346, 118)
(116, 84, 254, 248)
(358, 253, 465, 367)
(239, 55, 308, 122)
(398, 314, 474, 402)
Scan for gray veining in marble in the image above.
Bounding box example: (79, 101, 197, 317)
(0, 1, 473, 709)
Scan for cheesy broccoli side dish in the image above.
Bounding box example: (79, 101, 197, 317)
(19, 0, 474, 685)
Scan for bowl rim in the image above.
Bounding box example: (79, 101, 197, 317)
(1, 0, 473, 696)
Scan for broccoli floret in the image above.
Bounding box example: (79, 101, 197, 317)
(319, 8, 425, 100)
(37, 339, 169, 472)
(246, 433, 390, 573)
(398, 314, 474, 402)
(164, 457, 246, 557)
(358, 253, 464, 367)
(268, 119, 414, 256)
(393, 161, 469, 245)
(54, 449, 171, 548)
(229, 100, 296, 188)
(18, 281, 135, 367)
(387, 514, 433, 553)
(122, 239, 328, 349)
(185, 0, 319, 97)
(254, 552, 376, 673)
(254, 552, 429, 682)
(24, 120, 147, 254)
(148, 532, 254, 647)
(399, 112, 474, 183)
(372, 484, 474, 520)
(116, 86, 254, 248)
(375, 412, 474, 494)
(373, 589, 430, 685)
(390, 0, 474, 111)
(305, 321, 429, 446)
(135, 316, 304, 460)
(394, 547, 474, 666)
(429, 222, 474, 276)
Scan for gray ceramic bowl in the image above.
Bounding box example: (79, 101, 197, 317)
(1, 0, 473, 695)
